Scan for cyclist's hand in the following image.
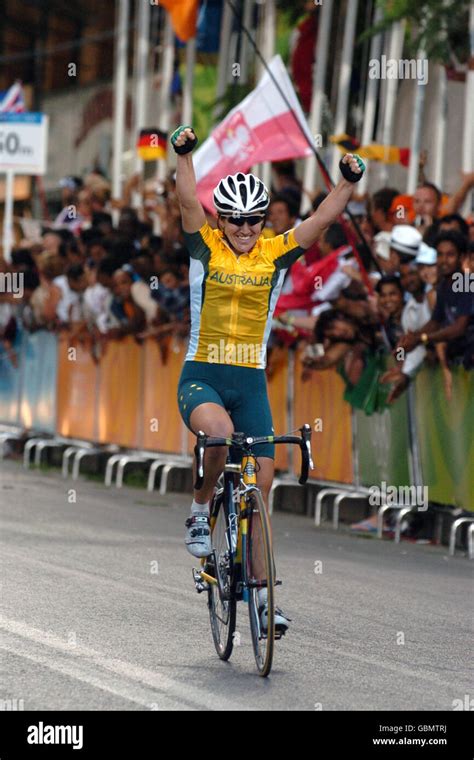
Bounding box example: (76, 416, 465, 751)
(171, 126, 198, 155)
(339, 153, 365, 183)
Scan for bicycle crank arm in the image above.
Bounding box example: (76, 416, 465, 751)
(192, 568, 212, 593)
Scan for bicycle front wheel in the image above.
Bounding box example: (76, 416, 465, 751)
(207, 491, 237, 660)
(246, 489, 275, 677)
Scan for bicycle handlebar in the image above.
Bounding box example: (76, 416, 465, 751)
(193, 424, 314, 490)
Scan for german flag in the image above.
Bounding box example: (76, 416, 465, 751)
(137, 129, 167, 161)
(330, 134, 410, 167)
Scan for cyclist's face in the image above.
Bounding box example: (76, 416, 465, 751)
(220, 216, 264, 253)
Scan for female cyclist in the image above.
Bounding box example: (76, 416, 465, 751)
(172, 125, 365, 633)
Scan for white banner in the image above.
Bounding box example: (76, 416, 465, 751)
(0, 113, 48, 175)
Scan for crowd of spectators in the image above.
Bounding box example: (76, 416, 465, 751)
(1, 163, 473, 409)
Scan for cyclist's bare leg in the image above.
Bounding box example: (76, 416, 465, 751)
(189, 403, 234, 505)
(251, 457, 274, 580)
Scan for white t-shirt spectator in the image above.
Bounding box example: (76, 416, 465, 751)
(53, 275, 85, 323)
(400, 293, 432, 378)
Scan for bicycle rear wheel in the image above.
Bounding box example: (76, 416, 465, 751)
(207, 490, 237, 660)
(246, 489, 275, 677)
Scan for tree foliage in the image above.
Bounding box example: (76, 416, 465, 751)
(363, 0, 471, 64)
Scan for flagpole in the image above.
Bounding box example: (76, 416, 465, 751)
(330, 0, 359, 181)
(432, 65, 447, 188)
(214, 0, 233, 123)
(406, 47, 427, 194)
(380, 21, 406, 186)
(358, 5, 383, 195)
(256, 0, 275, 81)
(182, 37, 197, 127)
(239, 0, 254, 84)
(131, 0, 150, 208)
(462, 0, 474, 215)
(302, 0, 333, 214)
(112, 0, 130, 212)
(255, 0, 275, 190)
(158, 14, 175, 182)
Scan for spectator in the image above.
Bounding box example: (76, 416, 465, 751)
(381, 261, 433, 402)
(42, 230, 63, 255)
(84, 257, 118, 334)
(369, 187, 399, 233)
(118, 207, 141, 248)
(81, 228, 107, 265)
(275, 223, 350, 323)
(376, 275, 405, 348)
(397, 230, 474, 370)
(467, 241, 474, 274)
(92, 211, 114, 236)
(381, 224, 422, 276)
(53, 176, 83, 228)
(54, 264, 88, 326)
(304, 308, 388, 414)
(54, 186, 92, 235)
(415, 242, 438, 311)
(30, 257, 62, 328)
(268, 193, 300, 236)
(107, 269, 147, 338)
(413, 182, 442, 230)
(15, 270, 41, 332)
(437, 213, 470, 238)
(153, 267, 190, 322)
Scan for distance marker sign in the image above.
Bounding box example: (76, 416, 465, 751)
(0, 112, 49, 175)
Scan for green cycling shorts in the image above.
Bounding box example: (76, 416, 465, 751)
(177, 360, 275, 459)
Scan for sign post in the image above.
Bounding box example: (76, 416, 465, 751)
(0, 112, 48, 263)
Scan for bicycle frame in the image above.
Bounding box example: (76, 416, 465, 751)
(199, 454, 260, 605)
(193, 426, 313, 674)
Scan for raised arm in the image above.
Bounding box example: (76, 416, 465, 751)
(172, 126, 206, 233)
(294, 154, 365, 249)
(443, 171, 474, 216)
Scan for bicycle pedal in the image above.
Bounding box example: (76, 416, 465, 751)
(192, 568, 208, 594)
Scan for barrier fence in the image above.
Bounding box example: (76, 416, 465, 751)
(0, 330, 472, 512)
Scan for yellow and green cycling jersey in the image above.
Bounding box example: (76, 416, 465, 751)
(182, 222, 304, 369)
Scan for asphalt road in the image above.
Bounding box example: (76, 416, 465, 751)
(0, 460, 472, 711)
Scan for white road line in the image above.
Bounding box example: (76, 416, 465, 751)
(1, 638, 184, 711)
(0, 617, 239, 711)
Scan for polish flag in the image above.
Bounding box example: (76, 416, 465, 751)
(194, 56, 313, 212)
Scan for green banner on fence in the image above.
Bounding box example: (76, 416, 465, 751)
(355, 394, 411, 489)
(415, 367, 474, 512)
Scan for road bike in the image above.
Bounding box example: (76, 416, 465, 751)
(191, 425, 313, 677)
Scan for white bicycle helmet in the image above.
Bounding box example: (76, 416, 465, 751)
(213, 172, 270, 216)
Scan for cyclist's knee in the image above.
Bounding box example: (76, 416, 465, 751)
(256, 458, 274, 504)
(190, 404, 234, 439)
